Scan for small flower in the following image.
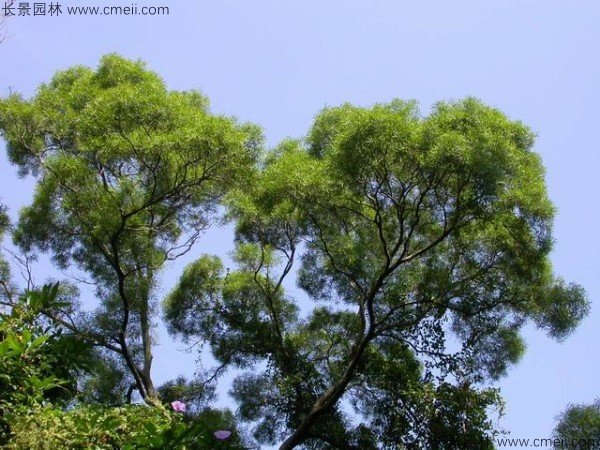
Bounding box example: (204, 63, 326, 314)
(171, 400, 186, 413)
(214, 429, 232, 440)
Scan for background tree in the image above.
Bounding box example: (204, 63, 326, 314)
(553, 399, 600, 449)
(165, 99, 588, 449)
(0, 54, 260, 403)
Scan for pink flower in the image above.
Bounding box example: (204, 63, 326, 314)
(214, 429, 232, 440)
(171, 400, 186, 413)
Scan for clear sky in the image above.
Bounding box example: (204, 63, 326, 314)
(1, 1, 599, 447)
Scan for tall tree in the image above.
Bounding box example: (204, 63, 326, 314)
(0, 54, 260, 403)
(165, 99, 588, 448)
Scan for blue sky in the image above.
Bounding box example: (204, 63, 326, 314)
(1, 1, 599, 447)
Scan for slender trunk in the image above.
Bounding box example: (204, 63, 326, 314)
(140, 293, 156, 399)
(278, 331, 374, 450)
(137, 265, 157, 401)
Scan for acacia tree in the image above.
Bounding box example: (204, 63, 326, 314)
(0, 54, 260, 403)
(165, 99, 589, 449)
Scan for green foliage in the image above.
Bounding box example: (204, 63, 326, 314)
(157, 375, 216, 414)
(0, 204, 13, 304)
(1, 285, 64, 406)
(553, 399, 600, 449)
(164, 254, 299, 369)
(5, 404, 246, 450)
(0, 54, 261, 401)
(0, 283, 90, 441)
(0, 54, 588, 448)
(78, 350, 135, 405)
(166, 98, 588, 448)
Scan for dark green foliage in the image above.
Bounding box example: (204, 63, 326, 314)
(164, 253, 299, 368)
(79, 350, 134, 405)
(0, 283, 91, 442)
(157, 375, 216, 414)
(0, 205, 13, 304)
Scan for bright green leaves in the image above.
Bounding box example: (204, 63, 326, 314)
(230, 138, 327, 223)
(308, 100, 420, 183)
(463, 325, 527, 380)
(1, 53, 258, 277)
(1, 55, 262, 402)
(528, 279, 589, 341)
(298, 97, 586, 351)
(2, 60, 588, 449)
(93, 54, 165, 89)
(208, 98, 588, 446)
(0, 94, 47, 177)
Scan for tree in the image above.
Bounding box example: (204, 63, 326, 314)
(0, 54, 260, 403)
(165, 99, 589, 448)
(553, 399, 600, 449)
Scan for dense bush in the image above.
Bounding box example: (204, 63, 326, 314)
(6, 404, 246, 449)
(0, 284, 88, 440)
(0, 285, 248, 449)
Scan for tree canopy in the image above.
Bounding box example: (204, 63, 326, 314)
(165, 99, 588, 448)
(0, 55, 589, 449)
(0, 54, 259, 403)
